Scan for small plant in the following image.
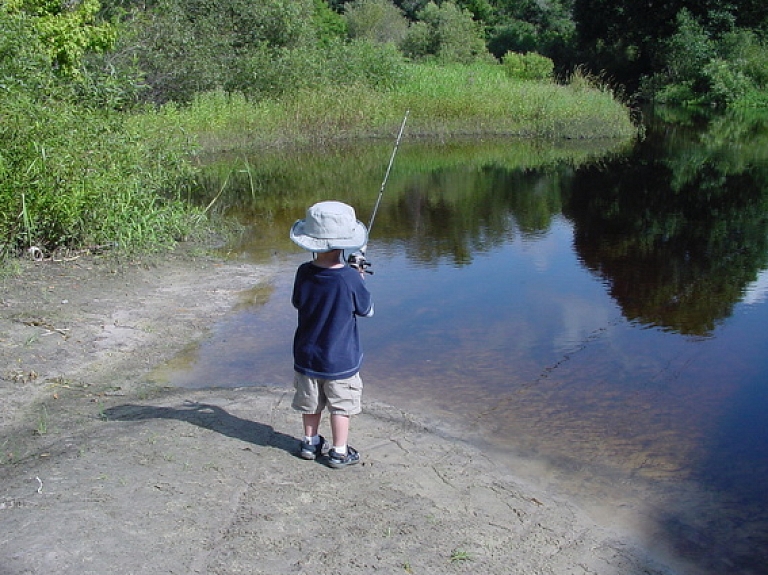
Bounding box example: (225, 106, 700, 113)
(35, 405, 49, 436)
(1, 439, 18, 465)
(97, 403, 109, 421)
(449, 548, 472, 563)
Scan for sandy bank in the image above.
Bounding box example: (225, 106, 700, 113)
(0, 246, 680, 574)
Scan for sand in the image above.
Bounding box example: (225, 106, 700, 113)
(0, 245, 683, 574)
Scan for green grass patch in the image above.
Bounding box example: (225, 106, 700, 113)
(135, 62, 637, 155)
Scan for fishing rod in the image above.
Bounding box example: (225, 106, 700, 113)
(348, 110, 409, 274)
(368, 110, 409, 235)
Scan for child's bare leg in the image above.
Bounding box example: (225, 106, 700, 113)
(330, 413, 350, 448)
(302, 412, 322, 438)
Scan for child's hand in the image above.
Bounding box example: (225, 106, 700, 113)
(348, 252, 372, 275)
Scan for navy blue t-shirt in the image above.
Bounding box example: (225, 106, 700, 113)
(292, 262, 373, 379)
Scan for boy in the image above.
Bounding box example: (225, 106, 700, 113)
(289, 201, 374, 468)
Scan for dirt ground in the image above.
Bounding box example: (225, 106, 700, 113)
(0, 244, 683, 575)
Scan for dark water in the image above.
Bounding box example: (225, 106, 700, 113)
(158, 109, 768, 573)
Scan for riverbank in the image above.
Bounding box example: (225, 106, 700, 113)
(1, 245, 680, 574)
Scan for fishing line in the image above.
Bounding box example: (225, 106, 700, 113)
(474, 317, 623, 421)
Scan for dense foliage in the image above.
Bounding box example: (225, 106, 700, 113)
(89, 0, 768, 108)
(0, 3, 201, 257)
(572, 0, 768, 106)
(6, 0, 766, 256)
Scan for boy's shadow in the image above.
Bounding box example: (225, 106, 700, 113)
(102, 401, 297, 455)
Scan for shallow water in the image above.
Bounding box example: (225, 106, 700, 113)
(158, 112, 768, 573)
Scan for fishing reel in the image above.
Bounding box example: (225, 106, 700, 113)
(347, 251, 373, 274)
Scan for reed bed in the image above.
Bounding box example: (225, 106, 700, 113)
(138, 63, 637, 155)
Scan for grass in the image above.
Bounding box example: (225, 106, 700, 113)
(449, 548, 473, 563)
(134, 62, 637, 155)
(1, 95, 205, 258)
(35, 405, 49, 436)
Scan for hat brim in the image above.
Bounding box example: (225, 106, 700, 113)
(290, 219, 368, 253)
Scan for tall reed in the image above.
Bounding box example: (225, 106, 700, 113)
(136, 62, 637, 155)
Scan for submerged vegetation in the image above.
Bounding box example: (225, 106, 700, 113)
(0, 0, 672, 258)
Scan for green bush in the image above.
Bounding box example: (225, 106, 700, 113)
(100, 0, 319, 104)
(703, 58, 753, 106)
(488, 19, 538, 58)
(4, 0, 116, 77)
(400, 1, 492, 65)
(502, 51, 554, 81)
(344, 0, 408, 45)
(663, 9, 715, 85)
(230, 38, 407, 99)
(0, 4, 204, 257)
(324, 39, 406, 90)
(399, 21, 436, 61)
(644, 9, 768, 108)
(312, 0, 347, 44)
(653, 81, 697, 106)
(727, 30, 768, 89)
(0, 94, 200, 255)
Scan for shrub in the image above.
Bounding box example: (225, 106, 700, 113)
(312, 0, 347, 44)
(663, 9, 715, 85)
(230, 38, 407, 99)
(502, 51, 554, 81)
(487, 19, 538, 59)
(0, 93, 199, 255)
(4, 0, 116, 77)
(644, 8, 768, 108)
(101, 0, 319, 104)
(344, 0, 408, 45)
(400, 1, 492, 65)
(324, 39, 407, 90)
(399, 21, 436, 61)
(703, 58, 753, 106)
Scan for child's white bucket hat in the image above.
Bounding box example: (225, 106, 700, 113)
(290, 201, 368, 253)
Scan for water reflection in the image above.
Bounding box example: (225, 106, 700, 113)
(194, 136, 626, 260)
(164, 110, 768, 573)
(565, 110, 768, 336)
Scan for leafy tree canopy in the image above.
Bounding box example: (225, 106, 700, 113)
(573, 0, 768, 93)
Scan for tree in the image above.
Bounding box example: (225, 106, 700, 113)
(344, 0, 408, 45)
(100, 0, 320, 102)
(400, 0, 492, 64)
(485, 0, 576, 66)
(572, 0, 768, 92)
(642, 9, 768, 107)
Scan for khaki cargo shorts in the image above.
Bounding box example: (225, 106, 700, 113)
(292, 372, 363, 416)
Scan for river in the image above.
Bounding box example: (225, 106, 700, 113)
(156, 107, 768, 574)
